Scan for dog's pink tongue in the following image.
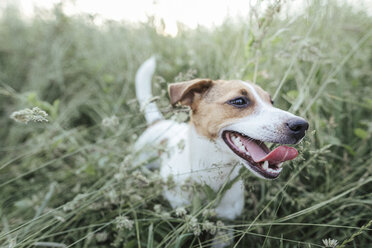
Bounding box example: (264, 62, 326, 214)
(243, 140, 298, 163)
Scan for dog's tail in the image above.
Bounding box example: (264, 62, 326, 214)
(135, 56, 163, 124)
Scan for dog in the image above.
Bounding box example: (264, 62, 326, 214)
(134, 57, 308, 243)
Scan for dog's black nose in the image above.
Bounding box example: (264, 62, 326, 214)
(286, 118, 309, 140)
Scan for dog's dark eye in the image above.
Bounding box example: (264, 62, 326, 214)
(228, 97, 250, 108)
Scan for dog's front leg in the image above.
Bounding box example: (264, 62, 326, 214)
(215, 179, 245, 220)
(211, 179, 245, 247)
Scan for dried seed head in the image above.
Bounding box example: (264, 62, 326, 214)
(10, 107, 48, 124)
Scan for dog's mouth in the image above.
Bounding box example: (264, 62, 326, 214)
(222, 131, 298, 179)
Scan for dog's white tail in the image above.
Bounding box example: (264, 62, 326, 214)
(135, 56, 163, 124)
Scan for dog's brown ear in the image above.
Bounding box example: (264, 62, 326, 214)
(168, 79, 213, 106)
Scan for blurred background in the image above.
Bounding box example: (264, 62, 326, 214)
(0, 0, 371, 247)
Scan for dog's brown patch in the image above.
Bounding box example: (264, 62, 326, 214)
(168, 79, 272, 139)
(168, 79, 213, 106)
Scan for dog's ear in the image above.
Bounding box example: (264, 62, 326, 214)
(168, 79, 213, 106)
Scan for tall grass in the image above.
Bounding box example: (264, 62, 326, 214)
(0, 1, 371, 247)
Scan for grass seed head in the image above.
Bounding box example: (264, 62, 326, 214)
(10, 107, 48, 124)
(202, 220, 217, 235)
(322, 238, 338, 247)
(175, 207, 187, 217)
(102, 115, 119, 127)
(115, 216, 134, 230)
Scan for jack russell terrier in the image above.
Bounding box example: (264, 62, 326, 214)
(134, 57, 308, 223)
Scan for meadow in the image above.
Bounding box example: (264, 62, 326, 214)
(0, 1, 371, 247)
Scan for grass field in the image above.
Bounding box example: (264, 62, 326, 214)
(0, 1, 371, 247)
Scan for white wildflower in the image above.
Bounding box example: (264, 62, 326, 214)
(101, 115, 119, 127)
(185, 215, 201, 236)
(322, 238, 338, 248)
(115, 215, 134, 230)
(192, 225, 201, 236)
(53, 215, 66, 223)
(122, 155, 133, 165)
(129, 194, 143, 202)
(216, 220, 225, 228)
(175, 207, 187, 217)
(133, 171, 149, 185)
(114, 161, 128, 181)
(10, 107, 48, 124)
(149, 173, 162, 182)
(160, 212, 171, 219)
(202, 220, 217, 235)
(154, 204, 162, 213)
(62, 201, 75, 212)
(202, 209, 217, 218)
(95, 232, 108, 242)
(114, 172, 125, 181)
(106, 190, 118, 204)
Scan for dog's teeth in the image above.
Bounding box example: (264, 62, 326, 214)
(231, 135, 249, 153)
(277, 163, 283, 168)
(262, 161, 269, 170)
(233, 137, 244, 150)
(232, 137, 239, 144)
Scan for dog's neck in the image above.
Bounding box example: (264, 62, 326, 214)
(187, 123, 242, 191)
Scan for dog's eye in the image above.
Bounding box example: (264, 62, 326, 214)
(228, 97, 250, 108)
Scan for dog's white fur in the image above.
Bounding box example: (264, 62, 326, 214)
(134, 57, 305, 220)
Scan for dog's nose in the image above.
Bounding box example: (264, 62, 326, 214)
(286, 118, 309, 140)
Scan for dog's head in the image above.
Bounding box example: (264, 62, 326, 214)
(168, 79, 308, 179)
